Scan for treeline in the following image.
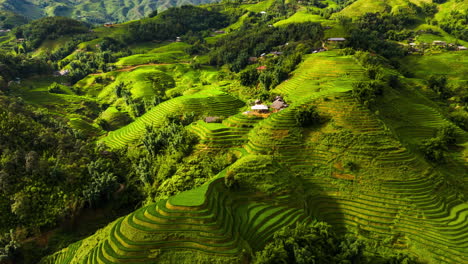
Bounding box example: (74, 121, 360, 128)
(254, 221, 421, 264)
(14, 16, 89, 49)
(346, 12, 415, 58)
(209, 22, 323, 72)
(126, 6, 231, 43)
(0, 11, 28, 29)
(239, 51, 303, 93)
(131, 114, 235, 202)
(0, 52, 50, 83)
(0, 95, 139, 242)
(439, 10, 468, 41)
(60, 37, 131, 84)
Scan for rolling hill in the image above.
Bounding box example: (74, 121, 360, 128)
(0, 0, 220, 24)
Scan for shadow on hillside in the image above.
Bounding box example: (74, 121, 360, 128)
(301, 175, 347, 234)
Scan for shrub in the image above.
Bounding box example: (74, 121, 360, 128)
(428, 75, 451, 99)
(294, 105, 323, 127)
(224, 170, 238, 190)
(352, 80, 384, 107)
(47, 82, 65, 94)
(449, 110, 468, 131)
(420, 125, 457, 163)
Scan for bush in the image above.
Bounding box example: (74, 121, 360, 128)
(420, 125, 457, 163)
(352, 80, 384, 107)
(294, 105, 323, 127)
(428, 75, 451, 99)
(254, 221, 422, 264)
(47, 82, 65, 94)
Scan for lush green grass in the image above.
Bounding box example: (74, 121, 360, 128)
(115, 51, 188, 66)
(413, 24, 468, 46)
(97, 66, 171, 99)
(336, 0, 427, 17)
(38, 2, 468, 263)
(435, 0, 468, 20)
(100, 89, 245, 148)
(272, 50, 364, 102)
(114, 42, 191, 66)
(400, 51, 468, 81)
(46, 46, 468, 263)
(274, 10, 328, 27)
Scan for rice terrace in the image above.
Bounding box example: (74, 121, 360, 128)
(0, 0, 466, 264)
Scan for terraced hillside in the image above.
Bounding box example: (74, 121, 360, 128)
(46, 49, 468, 264)
(41, 159, 311, 264)
(100, 89, 244, 148)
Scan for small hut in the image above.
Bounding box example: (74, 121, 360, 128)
(327, 37, 346, 43)
(205, 116, 221, 123)
(432, 40, 446, 46)
(251, 104, 269, 113)
(270, 96, 289, 112)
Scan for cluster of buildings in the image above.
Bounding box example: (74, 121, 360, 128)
(246, 96, 289, 115)
(408, 40, 467, 52)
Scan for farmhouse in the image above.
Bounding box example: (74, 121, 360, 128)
(457, 46, 467, 51)
(327, 37, 346, 43)
(432, 40, 446, 46)
(270, 96, 289, 112)
(104, 22, 114, 27)
(205, 116, 221, 123)
(251, 99, 269, 113)
(59, 69, 70, 76)
(251, 104, 269, 113)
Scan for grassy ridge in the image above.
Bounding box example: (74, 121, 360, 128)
(49, 49, 468, 263)
(100, 89, 245, 148)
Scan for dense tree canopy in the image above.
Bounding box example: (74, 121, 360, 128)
(14, 16, 89, 49)
(127, 6, 230, 42)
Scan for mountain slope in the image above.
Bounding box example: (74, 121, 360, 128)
(0, 0, 219, 23)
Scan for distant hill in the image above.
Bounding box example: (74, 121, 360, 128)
(0, 0, 220, 24)
(0, 10, 28, 29)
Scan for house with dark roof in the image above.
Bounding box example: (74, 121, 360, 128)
(270, 96, 289, 112)
(327, 37, 346, 42)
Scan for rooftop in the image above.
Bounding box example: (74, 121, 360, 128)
(251, 104, 269, 110)
(328, 38, 346, 41)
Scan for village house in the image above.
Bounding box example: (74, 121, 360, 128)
(270, 96, 289, 112)
(59, 69, 70, 76)
(205, 116, 221, 123)
(432, 40, 446, 46)
(327, 37, 346, 43)
(251, 99, 269, 113)
(457, 46, 467, 51)
(104, 22, 114, 27)
(270, 51, 283, 56)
